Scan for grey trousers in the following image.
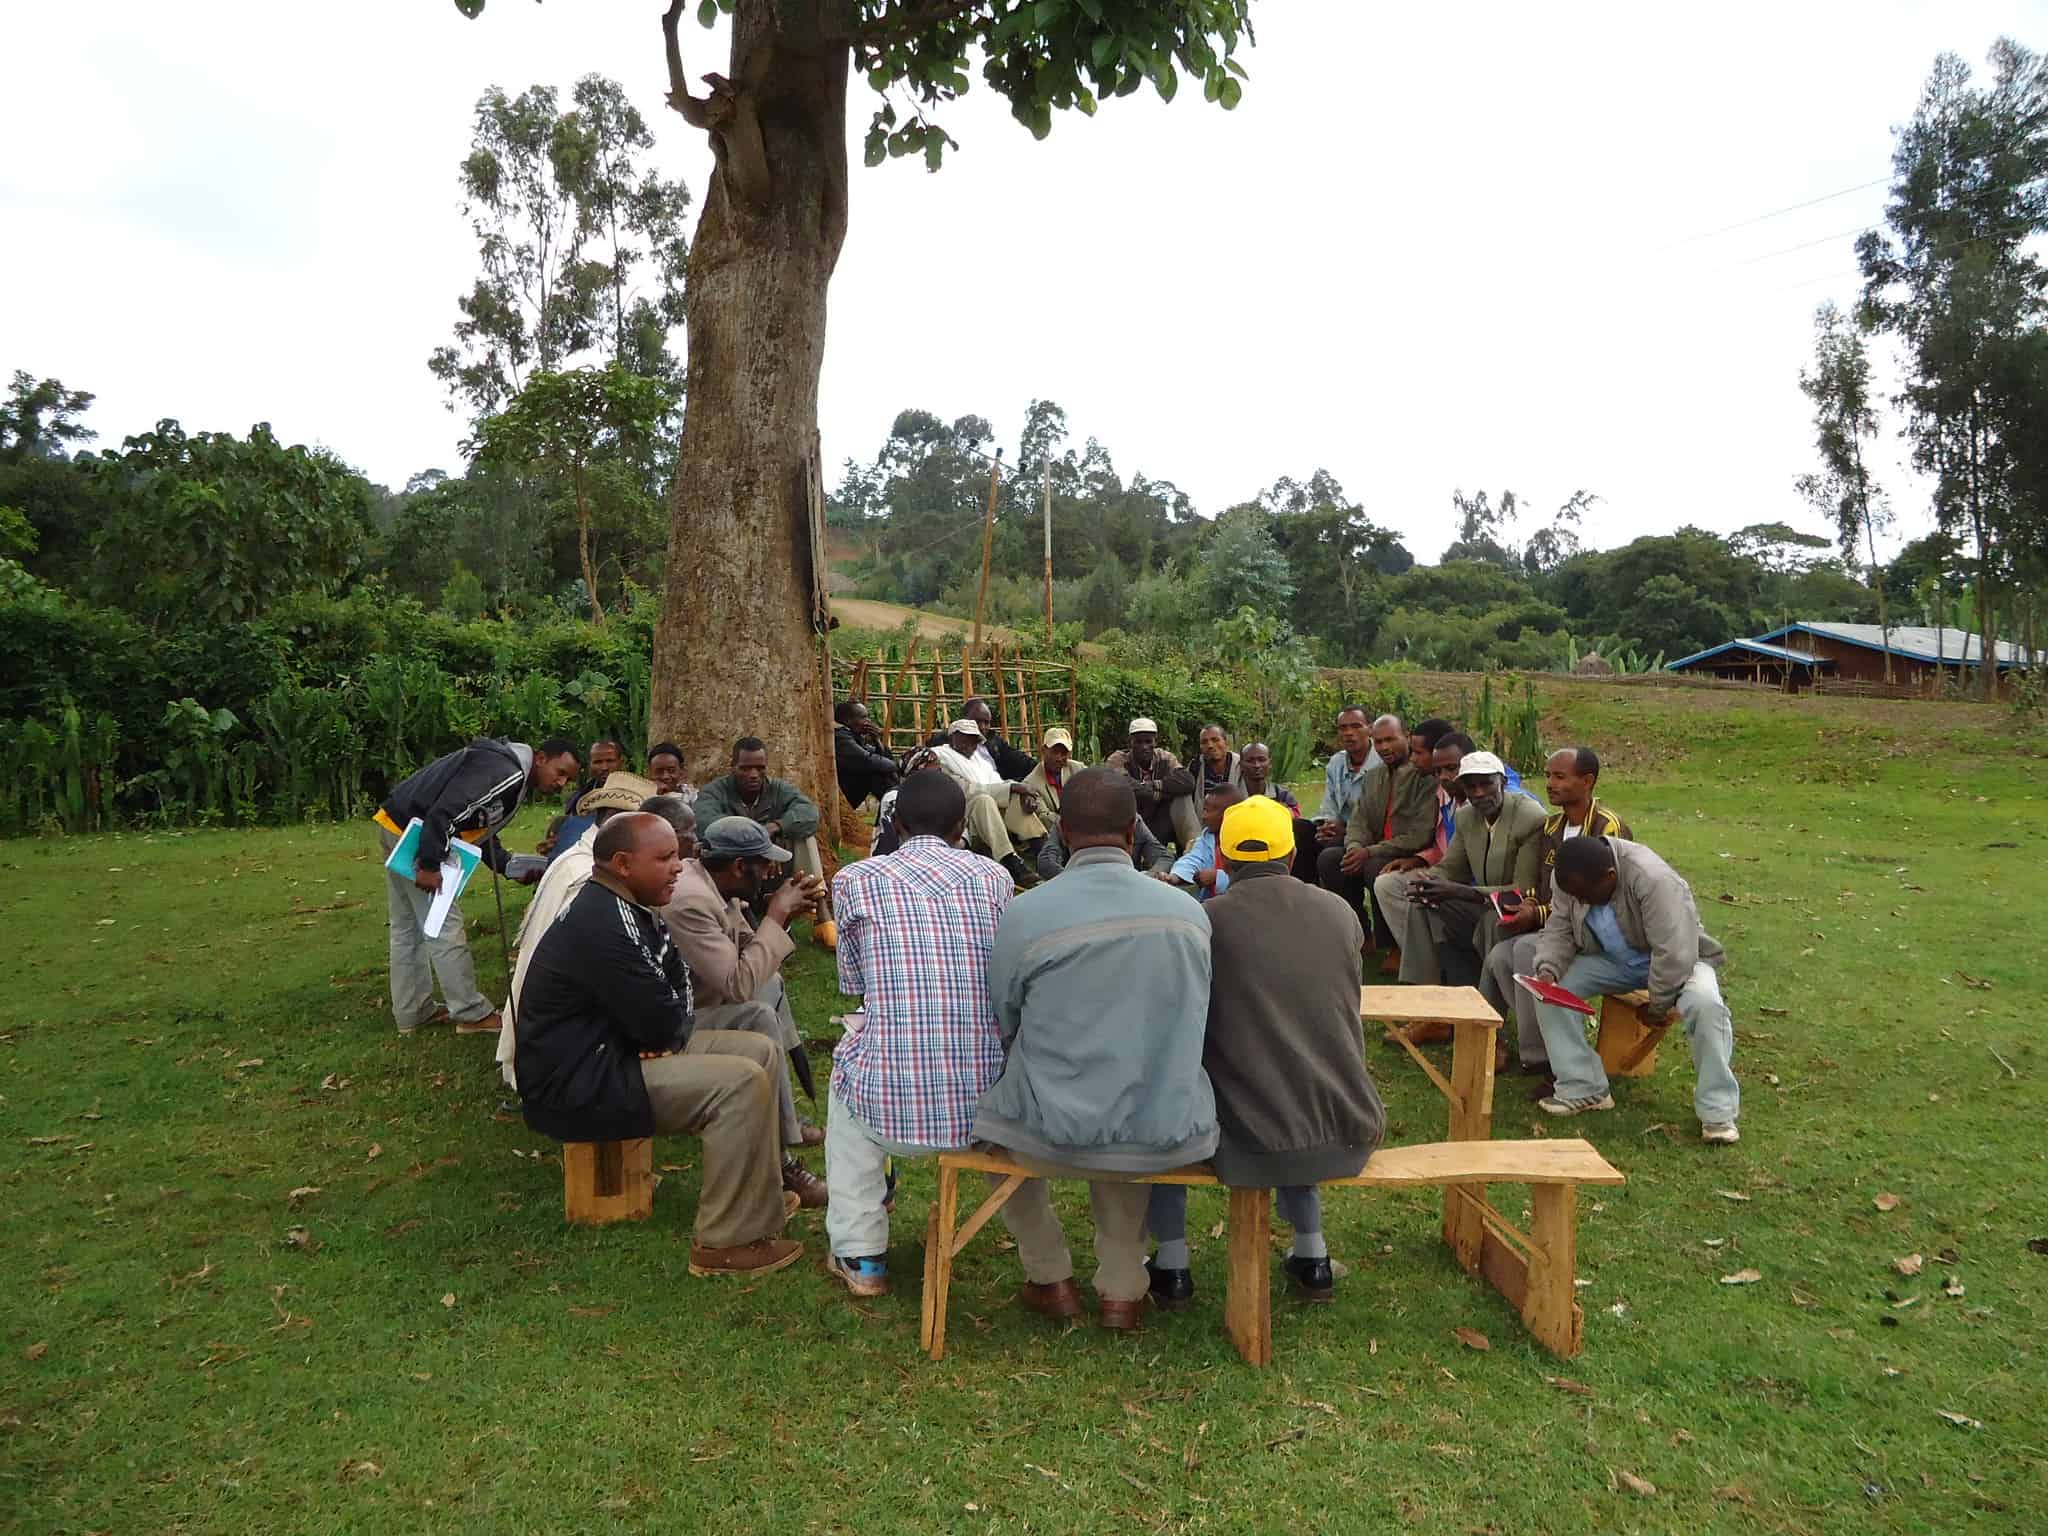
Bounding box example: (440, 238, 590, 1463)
(1148, 1183, 1321, 1239)
(1478, 928, 1549, 1067)
(1373, 871, 1487, 986)
(696, 989, 804, 1148)
(379, 828, 492, 1028)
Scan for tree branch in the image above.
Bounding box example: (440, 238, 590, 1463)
(661, 0, 712, 129)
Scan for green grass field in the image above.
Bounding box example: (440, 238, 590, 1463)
(3, 682, 2044, 1534)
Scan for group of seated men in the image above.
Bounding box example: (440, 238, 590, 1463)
(373, 697, 1739, 1299)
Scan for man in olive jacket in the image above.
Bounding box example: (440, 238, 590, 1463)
(1144, 796, 1386, 1306)
(1373, 751, 1547, 987)
(973, 769, 1217, 1330)
(1530, 834, 1739, 1144)
(1334, 713, 1437, 947)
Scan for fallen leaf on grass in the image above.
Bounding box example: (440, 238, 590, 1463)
(365, 1144, 382, 1162)
(1944, 1279, 1966, 1298)
(1616, 1469, 1657, 1497)
(1716, 1189, 1751, 1203)
(1719, 1269, 1762, 1286)
(1714, 1484, 1755, 1505)
(319, 1074, 349, 1091)
(1953, 971, 1993, 990)
(340, 1460, 383, 1480)
(1545, 1375, 1594, 1397)
(26, 1135, 60, 1146)
(1873, 1193, 1902, 1212)
(24, 1341, 48, 1361)
(1893, 1254, 1924, 1277)
(440, 1293, 456, 1308)
(1452, 1327, 1490, 1351)
(286, 1186, 321, 1205)
(236, 1058, 265, 1069)
(1702, 1237, 1725, 1248)
(1764, 1073, 1781, 1086)
(1758, 1006, 1788, 1017)
(567, 1304, 612, 1318)
(2026, 1237, 2048, 1257)
(95, 918, 115, 926)
(1936, 1409, 1982, 1430)
(1208, 1220, 1225, 1240)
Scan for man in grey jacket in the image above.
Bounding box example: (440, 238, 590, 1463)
(1529, 835, 1740, 1144)
(974, 769, 1218, 1330)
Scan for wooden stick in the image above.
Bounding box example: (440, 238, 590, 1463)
(970, 449, 1002, 653)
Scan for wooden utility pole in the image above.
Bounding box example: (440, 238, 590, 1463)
(970, 448, 1002, 653)
(1041, 457, 1054, 644)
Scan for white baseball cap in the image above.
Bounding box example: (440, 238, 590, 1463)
(947, 717, 983, 738)
(1128, 717, 1159, 734)
(1457, 750, 1506, 778)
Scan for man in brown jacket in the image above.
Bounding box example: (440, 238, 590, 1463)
(1331, 713, 1436, 948)
(1104, 717, 1200, 852)
(1145, 796, 1387, 1306)
(661, 815, 829, 1207)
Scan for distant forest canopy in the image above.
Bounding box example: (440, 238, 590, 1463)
(825, 400, 1952, 670)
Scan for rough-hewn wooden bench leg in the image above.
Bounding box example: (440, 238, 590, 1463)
(563, 1138, 653, 1225)
(1223, 1187, 1274, 1366)
(1441, 1015, 1499, 1273)
(1596, 988, 1667, 1078)
(1525, 1183, 1583, 1356)
(920, 1160, 960, 1360)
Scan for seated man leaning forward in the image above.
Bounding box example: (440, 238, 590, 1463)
(1371, 750, 1546, 994)
(1478, 746, 1632, 1082)
(659, 813, 832, 1209)
(821, 772, 1057, 1298)
(974, 768, 1219, 1331)
(692, 736, 825, 881)
(514, 812, 801, 1276)
(1529, 834, 1740, 1145)
(1145, 795, 1387, 1307)
(932, 716, 1043, 889)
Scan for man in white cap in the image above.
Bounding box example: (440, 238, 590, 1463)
(1105, 718, 1199, 853)
(932, 717, 1043, 888)
(1373, 751, 1546, 1003)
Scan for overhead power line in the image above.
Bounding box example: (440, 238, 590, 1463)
(1679, 174, 1894, 244)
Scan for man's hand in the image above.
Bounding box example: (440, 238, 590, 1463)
(1382, 856, 1425, 875)
(767, 877, 819, 927)
(1009, 784, 1040, 812)
(535, 832, 557, 858)
(1498, 903, 1541, 935)
(1315, 819, 1342, 846)
(515, 866, 544, 887)
(413, 866, 443, 894)
(761, 820, 782, 838)
(1193, 868, 1218, 890)
(1339, 846, 1370, 876)
(1535, 964, 1561, 984)
(1643, 1002, 1672, 1027)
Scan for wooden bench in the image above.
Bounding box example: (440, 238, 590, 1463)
(563, 1139, 653, 1225)
(921, 1139, 1624, 1365)
(1595, 989, 1667, 1078)
(921, 985, 1625, 1364)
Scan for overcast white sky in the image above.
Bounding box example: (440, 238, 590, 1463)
(4, 1, 2043, 563)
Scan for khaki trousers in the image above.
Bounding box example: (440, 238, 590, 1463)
(961, 790, 1020, 862)
(640, 1030, 787, 1250)
(696, 991, 804, 1148)
(990, 1149, 1156, 1302)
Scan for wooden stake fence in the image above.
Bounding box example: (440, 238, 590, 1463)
(836, 641, 1077, 756)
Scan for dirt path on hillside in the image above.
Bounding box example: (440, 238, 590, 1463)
(831, 598, 1027, 646)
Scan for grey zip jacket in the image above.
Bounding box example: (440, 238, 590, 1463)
(973, 846, 1218, 1173)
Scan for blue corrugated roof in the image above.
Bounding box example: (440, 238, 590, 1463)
(1666, 637, 1824, 671)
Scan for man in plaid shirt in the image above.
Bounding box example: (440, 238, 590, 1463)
(822, 773, 1074, 1300)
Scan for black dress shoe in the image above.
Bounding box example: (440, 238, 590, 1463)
(1145, 1257, 1194, 1310)
(1283, 1254, 1335, 1302)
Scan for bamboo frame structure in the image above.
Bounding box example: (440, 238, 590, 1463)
(834, 642, 1077, 755)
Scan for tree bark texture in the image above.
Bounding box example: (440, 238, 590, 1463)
(650, 1, 848, 839)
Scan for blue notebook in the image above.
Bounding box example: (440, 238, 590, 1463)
(382, 817, 483, 938)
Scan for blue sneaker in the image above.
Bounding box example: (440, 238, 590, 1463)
(825, 1253, 889, 1298)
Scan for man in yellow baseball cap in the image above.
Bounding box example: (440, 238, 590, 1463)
(1143, 791, 1385, 1310)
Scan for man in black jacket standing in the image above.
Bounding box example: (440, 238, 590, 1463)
(376, 736, 580, 1036)
(517, 812, 802, 1277)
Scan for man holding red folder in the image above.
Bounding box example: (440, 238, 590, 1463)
(1527, 835, 1740, 1144)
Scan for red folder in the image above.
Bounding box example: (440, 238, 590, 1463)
(1514, 973, 1595, 1015)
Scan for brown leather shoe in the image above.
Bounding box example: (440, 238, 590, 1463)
(1019, 1278, 1082, 1319)
(1098, 1295, 1148, 1331)
(688, 1237, 803, 1278)
(782, 1157, 829, 1209)
(796, 1121, 826, 1148)
(454, 1009, 502, 1036)
(1397, 1020, 1455, 1046)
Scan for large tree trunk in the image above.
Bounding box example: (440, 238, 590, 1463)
(650, 2, 848, 839)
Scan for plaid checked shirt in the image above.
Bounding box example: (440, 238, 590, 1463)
(831, 835, 1014, 1148)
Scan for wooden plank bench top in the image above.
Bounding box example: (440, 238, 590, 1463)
(923, 1138, 1624, 1368)
(1359, 985, 1501, 1028)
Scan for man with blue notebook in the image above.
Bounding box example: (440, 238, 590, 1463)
(374, 736, 580, 1035)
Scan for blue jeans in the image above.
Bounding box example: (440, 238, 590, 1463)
(1533, 951, 1740, 1124)
(1146, 1183, 1321, 1242)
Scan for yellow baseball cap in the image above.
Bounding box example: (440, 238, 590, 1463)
(1219, 795, 1295, 863)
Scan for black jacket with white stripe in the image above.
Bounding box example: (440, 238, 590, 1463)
(515, 870, 696, 1143)
(379, 738, 533, 873)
